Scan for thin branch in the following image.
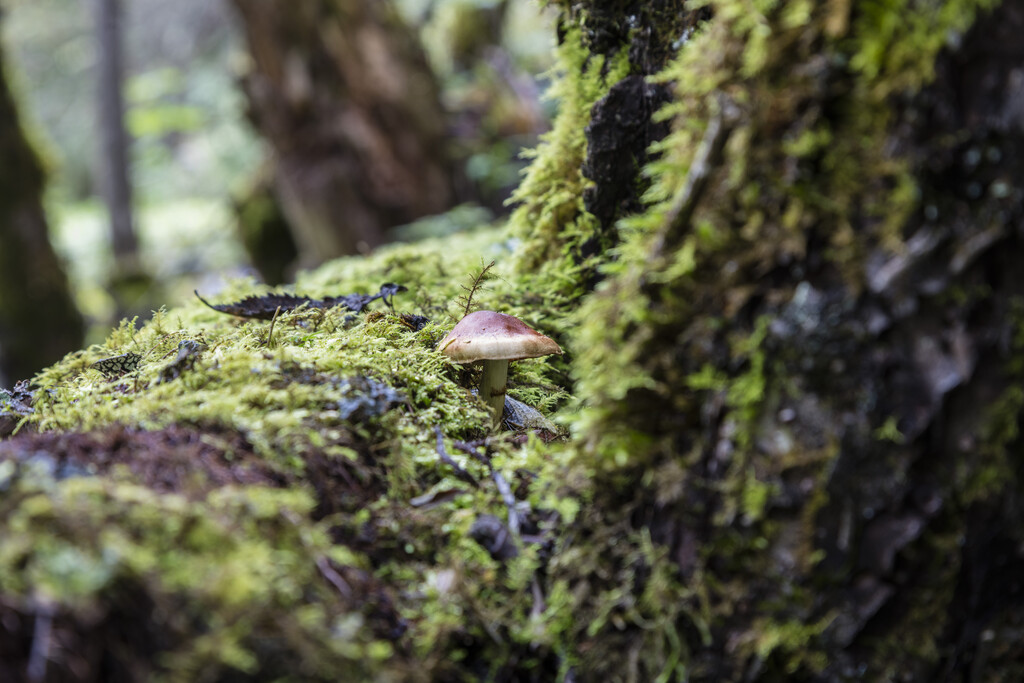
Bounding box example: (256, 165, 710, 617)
(27, 602, 54, 683)
(454, 439, 519, 536)
(433, 426, 479, 487)
(280, 509, 352, 600)
(651, 93, 740, 258)
(490, 468, 520, 536)
(315, 556, 353, 599)
(266, 305, 282, 348)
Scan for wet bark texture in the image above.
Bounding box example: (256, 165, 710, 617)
(566, 0, 710, 260)
(815, 5, 1024, 677)
(230, 0, 457, 265)
(567, 1, 1024, 680)
(0, 39, 83, 386)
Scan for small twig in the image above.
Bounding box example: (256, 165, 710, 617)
(531, 576, 546, 619)
(266, 305, 282, 348)
(280, 509, 352, 599)
(315, 556, 353, 599)
(453, 438, 491, 466)
(27, 602, 54, 683)
(490, 469, 520, 536)
(434, 426, 479, 487)
(651, 92, 740, 258)
(455, 439, 519, 536)
(458, 438, 548, 639)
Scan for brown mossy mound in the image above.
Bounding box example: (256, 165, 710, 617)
(0, 479, 409, 682)
(0, 425, 286, 496)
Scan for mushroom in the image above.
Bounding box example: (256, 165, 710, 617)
(438, 310, 562, 426)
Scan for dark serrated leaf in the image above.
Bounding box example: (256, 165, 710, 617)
(90, 353, 142, 380)
(195, 283, 408, 320)
(194, 292, 316, 319)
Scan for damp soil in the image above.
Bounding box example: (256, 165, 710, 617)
(0, 424, 287, 496)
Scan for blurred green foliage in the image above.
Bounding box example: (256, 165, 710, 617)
(4, 0, 262, 203)
(1, 0, 556, 341)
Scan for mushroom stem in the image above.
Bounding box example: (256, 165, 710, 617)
(479, 359, 509, 427)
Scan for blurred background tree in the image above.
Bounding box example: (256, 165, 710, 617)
(92, 0, 158, 320)
(230, 0, 458, 265)
(0, 26, 83, 386)
(3, 0, 261, 335)
(0, 0, 555, 380)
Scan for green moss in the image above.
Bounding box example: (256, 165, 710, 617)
(962, 299, 1024, 504)
(963, 386, 1023, 504)
(750, 615, 832, 674)
(2, 0, 1009, 678)
(874, 416, 905, 443)
(556, 0, 1002, 678)
(2, 220, 578, 679)
(0, 470, 392, 679)
(507, 27, 629, 283)
(27, 227, 573, 453)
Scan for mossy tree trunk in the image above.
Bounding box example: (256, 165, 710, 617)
(508, 0, 708, 287)
(0, 38, 83, 387)
(229, 0, 458, 266)
(542, 0, 1024, 679)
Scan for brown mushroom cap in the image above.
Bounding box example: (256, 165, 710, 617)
(438, 310, 562, 363)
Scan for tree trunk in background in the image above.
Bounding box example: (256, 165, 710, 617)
(93, 0, 157, 321)
(233, 164, 299, 286)
(548, 0, 1024, 679)
(0, 40, 83, 386)
(230, 0, 457, 266)
(93, 0, 139, 271)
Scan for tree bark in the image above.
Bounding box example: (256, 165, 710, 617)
(233, 165, 298, 286)
(507, 0, 709, 286)
(557, 1, 1024, 679)
(0, 38, 83, 386)
(230, 0, 457, 265)
(93, 0, 139, 270)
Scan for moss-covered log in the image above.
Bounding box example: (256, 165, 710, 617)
(0, 35, 83, 386)
(509, 0, 707, 288)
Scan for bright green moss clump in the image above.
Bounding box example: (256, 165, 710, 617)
(0, 473, 395, 680)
